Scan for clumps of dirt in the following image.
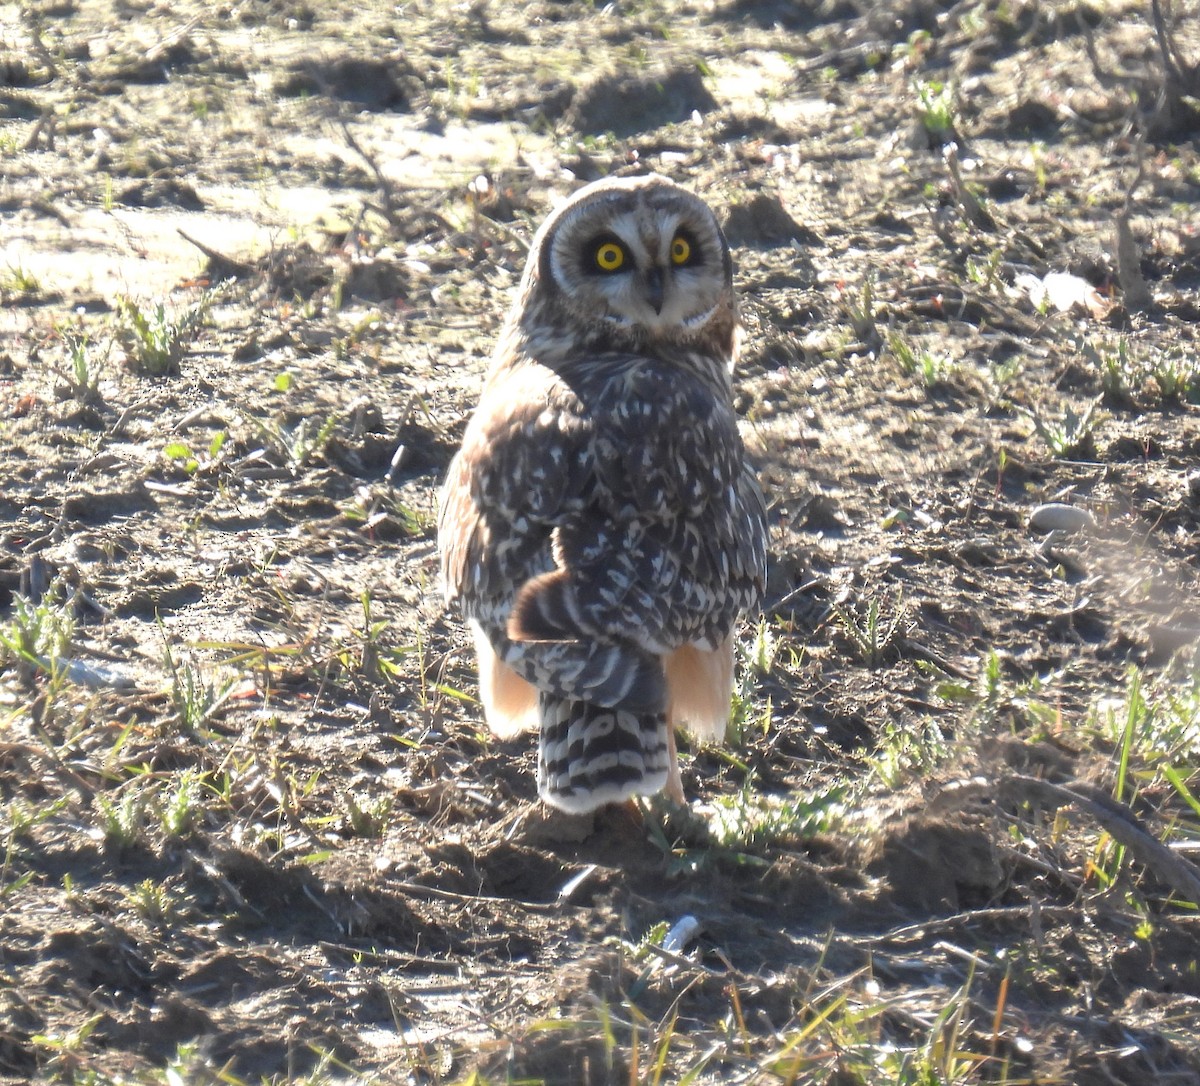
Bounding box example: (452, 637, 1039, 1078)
(89, 37, 208, 87)
(190, 229, 432, 317)
(233, 0, 317, 32)
(272, 51, 416, 112)
(723, 192, 821, 249)
(864, 814, 1005, 912)
(115, 178, 204, 211)
(567, 65, 718, 137)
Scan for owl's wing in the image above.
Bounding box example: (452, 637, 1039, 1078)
(507, 361, 767, 654)
(438, 365, 591, 612)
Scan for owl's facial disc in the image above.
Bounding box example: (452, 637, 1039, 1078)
(536, 176, 733, 343)
(578, 220, 719, 334)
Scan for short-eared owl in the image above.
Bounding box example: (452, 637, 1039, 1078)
(438, 173, 767, 813)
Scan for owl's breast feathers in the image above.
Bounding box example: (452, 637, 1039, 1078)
(438, 355, 767, 658)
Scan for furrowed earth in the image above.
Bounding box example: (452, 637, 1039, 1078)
(3, 1, 1200, 1083)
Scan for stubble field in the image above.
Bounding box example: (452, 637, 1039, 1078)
(3, 1, 1200, 1082)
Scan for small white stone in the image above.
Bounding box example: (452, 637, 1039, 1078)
(663, 915, 702, 953)
(1028, 503, 1096, 535)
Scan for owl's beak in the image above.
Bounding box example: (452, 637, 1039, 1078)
(643, 268, 665, 315)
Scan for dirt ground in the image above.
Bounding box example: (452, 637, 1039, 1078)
(3, 0, 1200, 1082)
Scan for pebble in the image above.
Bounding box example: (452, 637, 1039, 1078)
(1187, 471, 1200, 504)
(1028, 502, 1096, 535)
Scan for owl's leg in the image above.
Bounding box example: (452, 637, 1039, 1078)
(537, 695, 670, 813)
(664, 719, 684, 804)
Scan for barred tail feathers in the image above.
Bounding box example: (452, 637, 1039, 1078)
(537, 694, 671, 812)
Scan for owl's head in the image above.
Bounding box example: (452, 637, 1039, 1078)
(524, 174, 735, 351)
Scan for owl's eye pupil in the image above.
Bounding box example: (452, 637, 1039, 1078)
(671, 236, 692, 265)
(594, 241, 626, 272)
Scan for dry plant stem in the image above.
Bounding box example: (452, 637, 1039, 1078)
(937, 774, 1200, 905)
(1001, 774, 1200, 904)
(23, 111, 56, 152)
(943, 143, 994, 231)
(1078, 9, 1128, 89)
(850, 904, 1087, 947)
(1114, 210, 1151, 310)
(1151, 0, 1189, 88)
(337, 115, 402, 235)
(177, 229, 255, 278)
(1114, 135, 1152, 310)
(23, 8, 59, 78)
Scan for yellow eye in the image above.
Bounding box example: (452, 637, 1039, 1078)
(595, 241, 626, 272)
(670, 235, 692, 265)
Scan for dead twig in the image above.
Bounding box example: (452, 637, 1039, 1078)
(846, 904, 1088, 947)
(1081, 0, 1199, 138)
(337, 115, 402, 236)
(1114, 136, 1153, 311)
(943, 143, 995, 232)
(22, 8, 58, 80)
(176, 228, 256, 278)
(1000, 773, 1200, 904)
(1151, 0, 1190, 90)
(23, 110, 57, 152)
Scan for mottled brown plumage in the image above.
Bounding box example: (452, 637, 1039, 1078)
(438, 173, 767, 812)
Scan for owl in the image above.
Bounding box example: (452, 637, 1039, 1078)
(438, 173, 767, 813)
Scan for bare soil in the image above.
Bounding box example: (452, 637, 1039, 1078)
(3, 1, 1200, 1082)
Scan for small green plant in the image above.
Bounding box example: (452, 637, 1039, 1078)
(833, 595, 908, 668)
(162, 430, 227, 476)
(32, 1015, 103, 1080)
(913, 78, 956, 138)
(895, 28, 933, 63)
(161, 770, 203, 838)
(0, 580, 76, 682)
(761, 962, 991, 1083)
(729, 618, 780, 744)
(2, 797, 68, 897)
(342, 790, 393, 838)
(708, 782, 847, 850)
(95, 787, 152, 850)
(1079, 667, 1200, 891)
(937, 648, 1006, 712)
(162, 641, 237, 734)
(1088, 335, 1137, 405)
(254, 413, 338, 470)
(58, 329, 108, 405)
(1092, 666, 1200, 783)
(1022, 398, 1104, 458)
(842, 273, 880, 346)
(127, 878, 178, 924)
(868, 719, 950, 787)
(965, 248, 1004, 291)
(115, 293, 211, 375)
(987, 355, 1022, 397)
(1, 262, 41, 296)
(1150, 350, 1200, 403)
(887, 331, 957, 388)
(342, 485, 434, 538)
(1086, 335, 1200, 407)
